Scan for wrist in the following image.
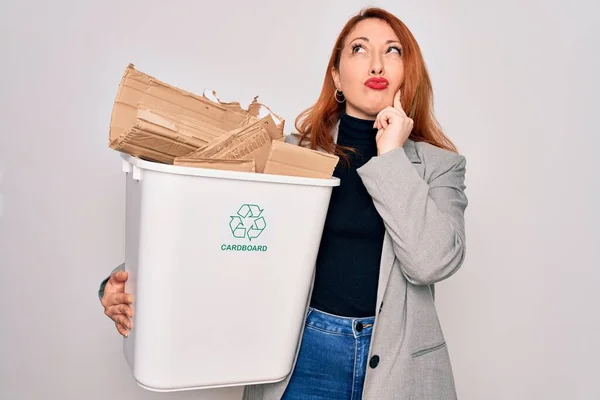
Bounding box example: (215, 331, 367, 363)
(377, 145, 399, 156)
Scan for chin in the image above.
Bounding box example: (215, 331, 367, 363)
(359, 103, 387, 118)
(346, 97, 391, 119)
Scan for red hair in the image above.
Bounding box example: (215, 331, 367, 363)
(295, 7, 459, 158)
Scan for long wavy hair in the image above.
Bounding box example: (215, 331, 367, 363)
(295, 7, 458, 159)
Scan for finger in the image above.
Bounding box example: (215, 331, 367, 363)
(104, 305, 123, 320)
(103, 271, 128, 298)
(107, 303, 134, 318)
(113, 314, 133, 329)
(376, 128, 384, 141)
(108, 270, 128, 285)
(106, 292, 133, 307)
(118, 292, 133, 304)
(121, 304, 134, 318)
(375, 111, 385, 130)
(116, 322, 129, 338)
(113, 270, 129, 283)
(377, 110, 391, 130)
(393, 89, 407, 116)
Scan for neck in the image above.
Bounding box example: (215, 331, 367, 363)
(338, 112, 378, 141)
(344, 110, 376, 122)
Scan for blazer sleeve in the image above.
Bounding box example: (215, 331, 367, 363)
(356, 146, 468, 285)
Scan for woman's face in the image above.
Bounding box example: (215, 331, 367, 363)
(332, 18, 405, 120)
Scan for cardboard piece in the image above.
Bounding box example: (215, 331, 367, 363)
(118, 142, 176, 164)
(136, 105, 227, 145)
(263, 140, 340, 179)
(185, 133, 244, 160)
(215, 128, 272, 173)
(108, 64, 284, 163)
(173, 158, 256, 172)
(211, 116, 281, 173)
(179, 115, 281, 173)
(112, 126, 197, 158)
(107, 64, 338, 179)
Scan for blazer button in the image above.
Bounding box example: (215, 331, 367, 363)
(369, 355, 380, 369)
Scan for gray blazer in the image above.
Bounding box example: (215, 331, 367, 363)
(99, 124, 468, 400)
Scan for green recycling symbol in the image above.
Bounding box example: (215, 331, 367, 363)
(229, 204, 267, 241)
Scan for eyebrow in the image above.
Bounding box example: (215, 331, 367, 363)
(349, 37, 401, 45)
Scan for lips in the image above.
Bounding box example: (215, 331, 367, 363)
(365, 78, 389, 90)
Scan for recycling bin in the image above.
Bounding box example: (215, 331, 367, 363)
(120, 154, 340, 392)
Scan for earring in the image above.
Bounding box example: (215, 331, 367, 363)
(335, 88, 345, 103)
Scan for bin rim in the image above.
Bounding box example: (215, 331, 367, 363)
(121, 154, 341, 187)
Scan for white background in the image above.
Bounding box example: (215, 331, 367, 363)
(1, 0, 599, 399)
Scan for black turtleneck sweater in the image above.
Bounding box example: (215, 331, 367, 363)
(309, 113, 386, 318)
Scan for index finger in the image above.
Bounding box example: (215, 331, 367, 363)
(107, 292, 133, 307)
(393, 89, 406, 115)
(113, 270, 129, 282)
(108, 270, 129, 286)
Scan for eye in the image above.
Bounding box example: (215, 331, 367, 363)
(387, 46, 402, 55)
(351, 43, 366, 54)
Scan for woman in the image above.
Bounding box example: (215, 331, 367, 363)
(99, 7, 468, 400)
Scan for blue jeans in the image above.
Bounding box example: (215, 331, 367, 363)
(281, 307, 375, 400)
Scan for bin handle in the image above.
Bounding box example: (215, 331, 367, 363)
(122, 159, 132, 174)
(132, 166, 142, 181)
(122, 159, 143, 181)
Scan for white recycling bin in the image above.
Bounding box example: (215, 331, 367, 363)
(120, 154, 340, 392)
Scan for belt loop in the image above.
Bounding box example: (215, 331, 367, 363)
(306, 307, 314, 318)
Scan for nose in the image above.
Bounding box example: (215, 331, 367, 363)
(370, 56, 384, 76)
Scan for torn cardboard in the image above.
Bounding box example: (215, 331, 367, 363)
(263, 140, 340, 179)
(108, 64, 338, 179)
(108, 64, 284, 163)
(118, 142, 176, 164)
(110, 64, 252, 139)
(136, 105, 227, 145)
(178, 115, 281, 173)
(173, 158, 256, 172)
(214, 128, 271, 173)
(185, 133, 244, 160)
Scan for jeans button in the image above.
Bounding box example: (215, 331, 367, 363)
(369, 355, 380, 369)
(355, 322, 363, 332)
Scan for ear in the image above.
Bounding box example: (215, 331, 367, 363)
(331, 67, 342, 91)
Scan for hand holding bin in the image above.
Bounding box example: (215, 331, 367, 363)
(108, 64, 341, 392)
